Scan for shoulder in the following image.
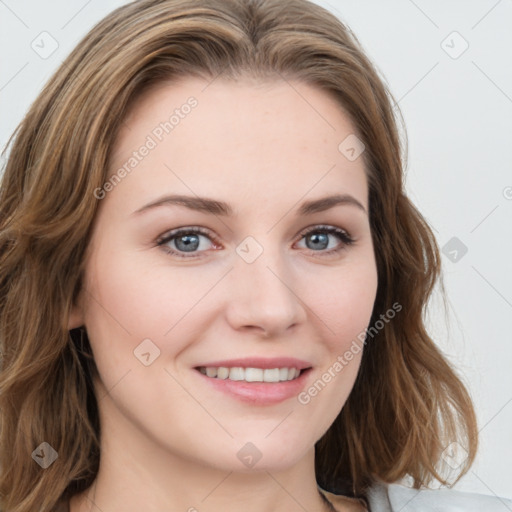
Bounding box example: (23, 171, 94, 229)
(366, 480, 512, 512)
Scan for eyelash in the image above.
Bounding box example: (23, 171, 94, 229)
(156, 225, 354, 259)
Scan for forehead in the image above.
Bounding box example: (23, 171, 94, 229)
(106, 76, 368, 213)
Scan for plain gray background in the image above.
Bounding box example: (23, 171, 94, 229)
(1, 0, 511, 501)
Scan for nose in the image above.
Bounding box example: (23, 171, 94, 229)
(224, 243, 307, 338)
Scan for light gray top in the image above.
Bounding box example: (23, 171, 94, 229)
(364, 481, 512, 511)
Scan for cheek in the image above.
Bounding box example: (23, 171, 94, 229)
(294, 261, 377, 426)
(85, 247, 209, 336)
(82, 246, 227, 386)
(80, 252, 169, 376)
(308, 259, 378, 352)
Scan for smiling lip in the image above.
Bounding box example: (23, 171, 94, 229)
(194, 357, 313, 405)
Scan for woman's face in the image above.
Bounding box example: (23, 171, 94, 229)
(70, 76, 378, 472)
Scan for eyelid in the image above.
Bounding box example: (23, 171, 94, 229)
(156, 226, 217, 246)
(296, 223, 353, 242)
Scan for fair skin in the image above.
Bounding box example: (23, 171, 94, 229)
(68, 76, 376, 512)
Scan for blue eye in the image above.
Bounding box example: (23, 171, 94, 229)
(157, 227, 216, 258)
(297, 225, 354, 254)
(157, 225, 354, 259)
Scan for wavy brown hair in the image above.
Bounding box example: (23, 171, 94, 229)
(0, 0, 478, 510)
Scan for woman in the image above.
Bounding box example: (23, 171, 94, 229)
(0, 1, 510, 511)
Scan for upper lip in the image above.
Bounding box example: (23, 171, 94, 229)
(195, 357, 312, 370)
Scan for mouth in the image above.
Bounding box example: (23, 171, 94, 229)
(195, 366, 307, 382)
(193, 357, 313, 404)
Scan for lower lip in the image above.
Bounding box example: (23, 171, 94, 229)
(195, 368, 312, 405)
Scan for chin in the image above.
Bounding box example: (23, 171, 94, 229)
(233, 437, 312, 473)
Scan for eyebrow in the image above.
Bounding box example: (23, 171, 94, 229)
(131, 193, 367, 217)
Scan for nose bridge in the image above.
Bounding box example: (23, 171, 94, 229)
(225, 234, 305, 335)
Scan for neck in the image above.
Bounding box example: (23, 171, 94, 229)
(69, 398, 335, 512)
(71, 465, 335, 512)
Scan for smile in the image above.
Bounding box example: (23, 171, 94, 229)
(197, 366, 303, 382)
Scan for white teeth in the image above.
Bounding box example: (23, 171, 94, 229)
(263, 368, 280, 382)
(206, 367, 217, 378)
(229, 367, 245, 381)
(217, 367, 229, 379)
(199, 366, 303, 382)
(245, 368, 263, 382)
